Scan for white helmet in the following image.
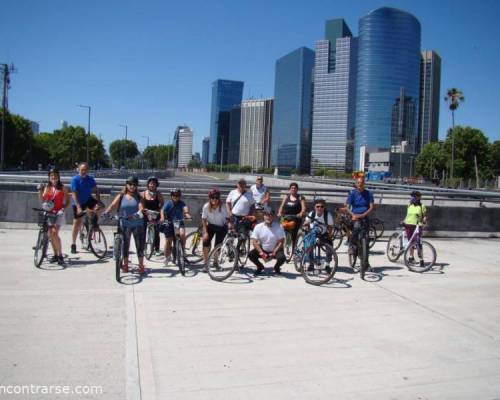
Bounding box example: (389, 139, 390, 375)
(42, 201, 54, 212)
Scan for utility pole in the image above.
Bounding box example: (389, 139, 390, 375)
(119, 123, 128, 168)
(1, 63, 17, 171)
(142, 136, 150, 170)
(77, 105, 91, 164)
(474, 155, 479, 188)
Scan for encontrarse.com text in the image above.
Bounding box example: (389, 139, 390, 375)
(0, 385, 103, 396)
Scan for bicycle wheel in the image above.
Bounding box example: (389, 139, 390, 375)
(176, 243, 186, 276)
(33, 230, 48, 268)
(372, 218, 384, 239)
(386, 233, 403, 262)
(89, 227, 107, 259)
(331, 226, 344, 251)
(79, 222, 89, 249)
(359, 236, 368, 280)
(293, 233, 304, 272)
(404, 240, 436, 273)
(283, 231, 294, 262)
(207, 242, 237, 281)
(114, 234, 123, 282)
(237, 236, 250, 267)
(368, 226, 377, 249)
(185, 230, 204, 263)
(301, 242, 337, 286)
(145, 224, 155, 260)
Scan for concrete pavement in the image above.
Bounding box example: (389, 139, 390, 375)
(1, 227, 500, 399)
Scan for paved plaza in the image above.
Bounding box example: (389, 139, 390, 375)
(1, 226, 500, 399)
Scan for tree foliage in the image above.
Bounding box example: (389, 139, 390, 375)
(415, 142, 446, 179)
(109, 139, 139, 166)
(142, 145, 175, 169)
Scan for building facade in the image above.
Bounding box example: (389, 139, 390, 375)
(227, 106, 241, 165)
(209, 79, 244, 164)
(418, 50, 441, 153)
(354, 7, 421, 167)
(239, 99, 273, 169)
(174, 125, 193, 168)
(202, 137, 210, 165)
(311, 19, 358, 172)
(271, 47, 315, 173)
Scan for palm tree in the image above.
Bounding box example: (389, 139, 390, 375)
(444, 88, 465, 179)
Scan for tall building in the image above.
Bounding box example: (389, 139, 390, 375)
(227, 106, 241, 165)
(202, 137, 210, 165)
(271, 47, 315, 173)
(60, 120, 68, 129)
(209, 79, 244, 164)
(30, 120, 40, 135)
(354, 7, 421, 168)
(418, 50, 441, 153)
(174, 125, 193, 168)
(239, 99, 273, 169)
(311, 19, 358, 172)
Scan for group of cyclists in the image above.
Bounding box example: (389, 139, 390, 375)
(36, 162, 429, 277)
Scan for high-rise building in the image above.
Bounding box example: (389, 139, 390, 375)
(418, 50, 441, 153)
(60, 120, 68, 129)
(354, 7, 421, 168)
(271, 47, 315, 173)
(311, 19, 358, 172)
(30, 120, 40, 135)
(202, 137, 210, 165)
(227, 106, 241, 165)
(174, 125, 193, 168)
(239, 99, 273, 169)
(209, 79, 244, 164)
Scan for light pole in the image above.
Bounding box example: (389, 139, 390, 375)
(77, 105, 91, 164)
(142, 135, 150, 170)
(119, 123, 128, 168)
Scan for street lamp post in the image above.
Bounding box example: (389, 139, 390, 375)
(119, 123, 128, 168)
(77, 105, 91, 164)
(142, 135, 150, 170)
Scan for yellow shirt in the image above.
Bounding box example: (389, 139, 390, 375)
(404, 204, 427, 226)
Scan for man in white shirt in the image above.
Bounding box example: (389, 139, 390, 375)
(226, 178, 255, 232)
(250, 176, 270, 211)
(249, 208, 286, 275)
(303, 198, 334, 271)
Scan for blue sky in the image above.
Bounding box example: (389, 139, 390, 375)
(2, 0, 499, 153)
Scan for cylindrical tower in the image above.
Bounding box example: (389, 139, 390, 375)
(354, 7, 421, 169)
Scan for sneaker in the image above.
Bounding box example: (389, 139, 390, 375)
(408, 256, 415, 263)
(254, 266, 264, 276)
(71, 244, 77, 254)
(155, 251, 162, 257)
(49, 255, 58, 263)
(164, 255, 171, 267)
(419, 260, 425, 268)
(138, 264, 146, 275)
(57, 255, 65, 266)
(274, 266, 282, 275)
(307, 264, 314, 272)
(325, 264, 332, 274)
(121, 262, 129, 273)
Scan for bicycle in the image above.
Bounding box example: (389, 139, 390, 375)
(161, 219, 192, 276)
(370, 218, 385, 239)
(332, 211, 377, 251)
(386, 219, 436, 272)
(280, 215, 303, 264)
(206, 217, 253, 281)
(76, 202, 107, 259)
(32, 207, 59, 268)
(295, 219, 338, 286)
(184, 222, 204, 263)
(347, 217, 371, 280)
(144, 210, 161, 260)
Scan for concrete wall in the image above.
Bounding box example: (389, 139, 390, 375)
(1, 191, 499, 236)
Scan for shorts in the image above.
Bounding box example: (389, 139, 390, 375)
(47, 212, 65, 227)
(73, 197, 99, 218)
(203, 224, 228, 248)
(404, 224, 416, 239)
(161, 220, 185, 239)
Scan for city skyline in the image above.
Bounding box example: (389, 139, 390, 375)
(2, 0, 500, 155)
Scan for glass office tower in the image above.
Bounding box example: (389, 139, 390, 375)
(311, 19, 358, 172)
(227, 106, 241, 165)
(271, 47, 314, 173)
(202, 137, 209, 165)
(418, 50, 441, 153)
(209, 79, 244, 164)
(354, 7, 421, 169)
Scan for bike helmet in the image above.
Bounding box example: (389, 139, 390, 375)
(208, 188, 220, 198)
(147, 176, 159, 187)
(170, 188, 181, 196)
(411, 190, 421, 198)
(126, 176, 139, 186)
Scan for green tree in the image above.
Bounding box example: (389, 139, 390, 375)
(415, 142, 446, 179)
(188, 159, 202, 169)
(1, 110, 34, 169)
(109, 139, 139, 166)
(142, 145, 175, 169)
(444, 88, 465, 178)
(491, 141, 500, 177)
(443, 126, 492, 180)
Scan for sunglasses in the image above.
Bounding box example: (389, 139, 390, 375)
(315, 205, 325, 208)
(127, 183, 137, 186)
(209, 196, 220, 200)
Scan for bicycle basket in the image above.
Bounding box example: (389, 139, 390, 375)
(37, 212, 46, 226)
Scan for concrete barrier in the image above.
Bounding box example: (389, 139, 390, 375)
(1, 190, 499, 236)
